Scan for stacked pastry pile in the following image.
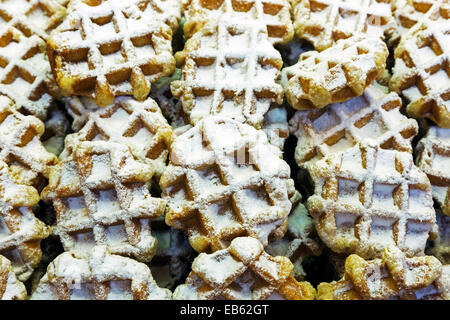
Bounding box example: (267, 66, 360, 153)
(0, 0, 448, 300)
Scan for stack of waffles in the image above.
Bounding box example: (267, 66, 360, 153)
(0, 0, 448, 300)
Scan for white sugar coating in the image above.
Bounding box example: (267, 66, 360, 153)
(61, 96, 173, 179)
(306, 144, 437, 259)
(173, 237, 310, 300)
(416, 126, 450, 215)
(172, 17, 284, 129)
(0, 160, 50, 281)
(31, 246, 172, 300)
(289, 85, 418, 167)
(42, 140, 165, 262)
(162, 116, 295, 250)
(0, 27, 56, 120)
(182, 0, 293, 44)
(48, 0, 176, 106)
(390, 9, 450, 127)
(282, 35, 388, 110)
(292, 0, 396, 51)
(0, 255, 27, 300)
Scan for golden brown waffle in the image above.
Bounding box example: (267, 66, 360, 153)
(182, 0, 294, 44)
(173, 237, 316, 299)
(390, 0, 449, 47)
(318, 246, 450, 300)
(265, 197, 323, 280)
(61, 96, 173, 180)
(281, 35, 389, 110)
(41, 140, 166, 262)
(0, 26, 58, 120)
(139, 0, 182, 32)
(415, 126, 449, 215)
(0, 160, 51, 281)
(30, 246, 172, 300)
(0, 255, 27, 300)
(427, 212, 450, 264)
(160, 116, 296, 252)
(306, 144, 437, 259)
(47, 0, 175, 107)
(390, 17, 450, 128)
(0, 95, 57, 187)
(0, 0, 67, 40)
(171, 18, 284, 129)
(289, 85, 418, 167)
(291, 0, 397, 51)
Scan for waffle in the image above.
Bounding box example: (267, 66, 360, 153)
(0, 95, 57, 187)
(318, 246, 450, 300)
(0, 26, 58, 120)
(160, 116, 296, 252)
(61, 96, 173, 180)
(41, 140, 166, 262)
(182, 0, 294, 44)
(30, 246, 172, 300)
(150, 216, 195, 289)
(427, 212, 450, 264)
(265, 198, 322, 280)
(173, 237, 316, 300)
(0, 255, 27, 300)
(281, 35, 389, 110)
(289, 85, 418, 167)
(0, 0, 67, 40)
(139, 0, 182, 32)
(262, 107, 289, 150)
(306, 144, 437, 259)
(390, 0, 449, 47)
(0, 160, 51, 281)
(415, 126, 449, 215)
(47, 0, 175, 107)
(171, 18, 284, 129)
(291, 0, 397, 51)
(389, 17, 450, 128)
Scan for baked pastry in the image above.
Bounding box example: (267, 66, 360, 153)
(171, 18, 284, 129)
(30, 246, 172, 300)
(0, 160, 51, 281)
(415, 126, 449, 215)
(0, 255, 27, 300)
(281, 35, 389, 110)
(182, 0, 294, 44)
(41, 140, 166, 262)
(60, 96, 173, 180)
(47, 0, 175, 107)
(291, 0, 397, 51)
(160, 116, 296, 252)
(0, 95, 57, 187)
(173, 237, 316, 300)
(390, 0, 449, 47)
(262, 107, 289, 150)
(318, 245, 450, 300)
(306, 144, 437, 259)
(0, 26, 58, 120)
(0, 0, 67, 40)
(289, 85, 418, 167)
(390, 14, 450, 128)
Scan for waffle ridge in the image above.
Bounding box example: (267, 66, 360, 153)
(42, 140, 166, 262)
